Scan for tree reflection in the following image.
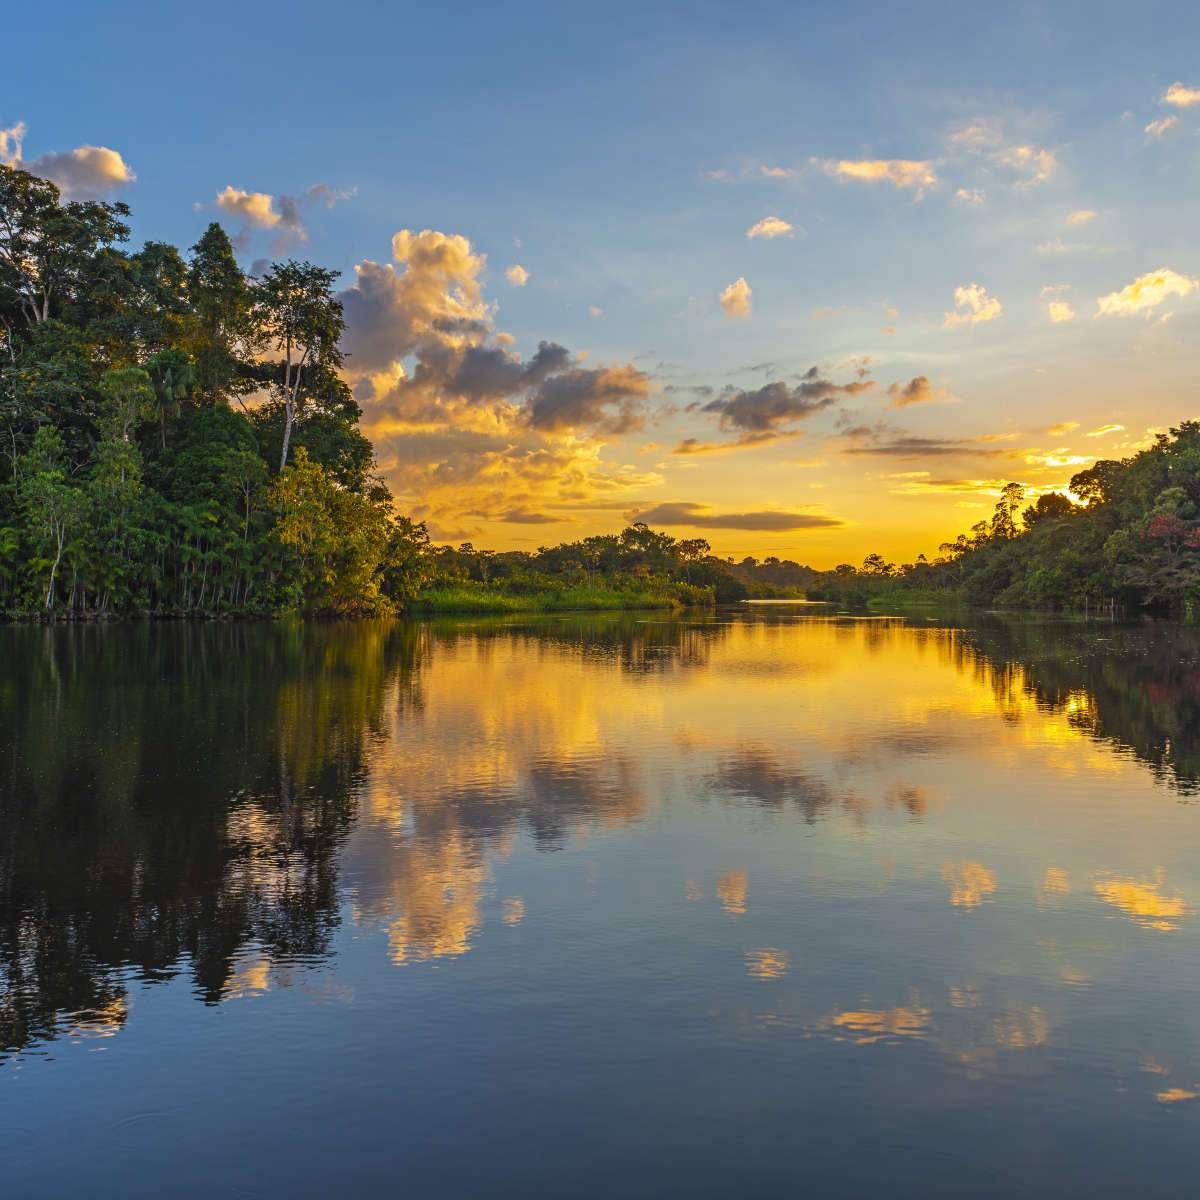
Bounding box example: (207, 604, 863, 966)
(4, 610, 1200, 1059)
(0, 622, 419, 1056)
(958, 617, 1200, 795)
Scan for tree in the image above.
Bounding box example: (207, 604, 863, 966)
(145, 348, 196, 450)
(0, 164, 130, 327)
(99, 366, 155, 445)
(252, 261, 344, 471)
(186, 223, 252, 404)
(990, 483, 1025, 540)
(269, 447, 391, 614)
(1023, 492, 1075, 528)
(85, 436, 147, 610)
(18, 426, 85, 608)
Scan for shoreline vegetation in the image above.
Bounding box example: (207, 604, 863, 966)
(4, 164, 1200, 623)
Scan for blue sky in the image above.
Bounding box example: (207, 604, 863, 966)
(7, 0, 1200, 562)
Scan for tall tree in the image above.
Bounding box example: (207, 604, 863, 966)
(186, 223, 251, 404)
(252, 261, 344, 471)
(0, 164, 130, 328)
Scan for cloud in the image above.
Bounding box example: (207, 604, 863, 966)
(498, 508, 559, 524)
(760, 165, 796, 178)
(814, 158, 937, 196)
(672, 431, 800, 455)
(995, 144, 1056, 188)
(720, 277, 752, 318)
(341, 227, 662, 530)
(746, 216, 793, 239)
(525, 364, 652, 435)
(887, 376, 942, 407)
(1044, 421, 1079, 436)
(944, 283, 1002, 327)
(505, 264, 530, 286)
(1066, 209, 1097, 226)
(1145, 115, 1179, 137)
(588, 305, 603, 317)
(1163, 81, 1200, 108)
(947, 119, 1056, 188)
(628, 501, 842, 531)
(0, 121, 26, 164)
(1, 121, 136, 199)
(1096, 267, 1198, 317)
(1085, 424, 1124, 437)
(216, 186, 283, 229)
(212, 182, 353, 251)
(946, 122, 998, 151)
(841, 425, 1009, 459)
(1046, 300, 1076, 323)
(1036, 236, 1111, 256)
(341, 229, 491, 374)
(955, 188, 985, 205)
(702, 368, 873, 433)
(886, 474, 1010, 497)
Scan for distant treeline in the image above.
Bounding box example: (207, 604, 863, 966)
(412, 524, 750, 612)
(772, 421, 1200, 615)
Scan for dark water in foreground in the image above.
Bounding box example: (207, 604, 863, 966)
(3, 610, 1200, 1197)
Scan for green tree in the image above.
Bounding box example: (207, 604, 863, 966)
(0, 164, 130, 328)
(99, 366, 155, 444)
(252, 261, 345, 471)
(18, 426, 86, 608)
(185, 223, 253, 404)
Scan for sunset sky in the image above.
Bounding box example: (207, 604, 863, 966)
(7, 0, 1200, 565)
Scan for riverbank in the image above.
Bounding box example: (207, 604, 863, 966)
(411, 584, 691, 614)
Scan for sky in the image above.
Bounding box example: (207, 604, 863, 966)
(5, 0, 1200, 566)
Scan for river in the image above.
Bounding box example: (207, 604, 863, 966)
(2, 609, 1198, 1196)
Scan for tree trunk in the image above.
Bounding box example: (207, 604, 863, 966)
(45, 527, 64, 609)
(279, 404, 295, 472)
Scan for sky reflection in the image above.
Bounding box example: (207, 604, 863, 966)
(3, 614, 1200, 1194)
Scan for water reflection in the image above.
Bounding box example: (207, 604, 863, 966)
(2, 610, 1200, 1193)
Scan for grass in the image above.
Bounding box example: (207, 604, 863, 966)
(865, 587, 967, 612)
(414, 585, 682, 614)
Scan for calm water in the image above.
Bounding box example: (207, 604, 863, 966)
(3, 610, 1200, 1197)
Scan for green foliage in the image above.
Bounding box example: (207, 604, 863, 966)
(796, 422, 1200, 616)
(412, 522, 745, 611)
(0, 165, 426, 619)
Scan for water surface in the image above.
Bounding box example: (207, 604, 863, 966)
(3, 611, 1199, 1196)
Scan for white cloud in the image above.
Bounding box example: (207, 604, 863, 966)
(944, 283, 1002, 328)
(505, 264, 530, 286)
(0, 121, 26, 165)
(1, 121, 135, 198)
(1046, 300, 1075, 323)
(216, 186, 283, 228)
(1096, 267, 1198, 317)
(720, 277, 752, 319)
(954, 187, 985, 205)
(211, 183, 352, 252)
(1066, 209, 1096, 226)
(1145, 115, 1179, 137)
(759, 165, 796, 179)
(814, 157, 937, 197)
(746, 216, 793, 239)
(588, 305, 604, 317)
(995, 144, 1057, 188)
(947, 119, 1055, 188)
(1163, 81, 1200, 108)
